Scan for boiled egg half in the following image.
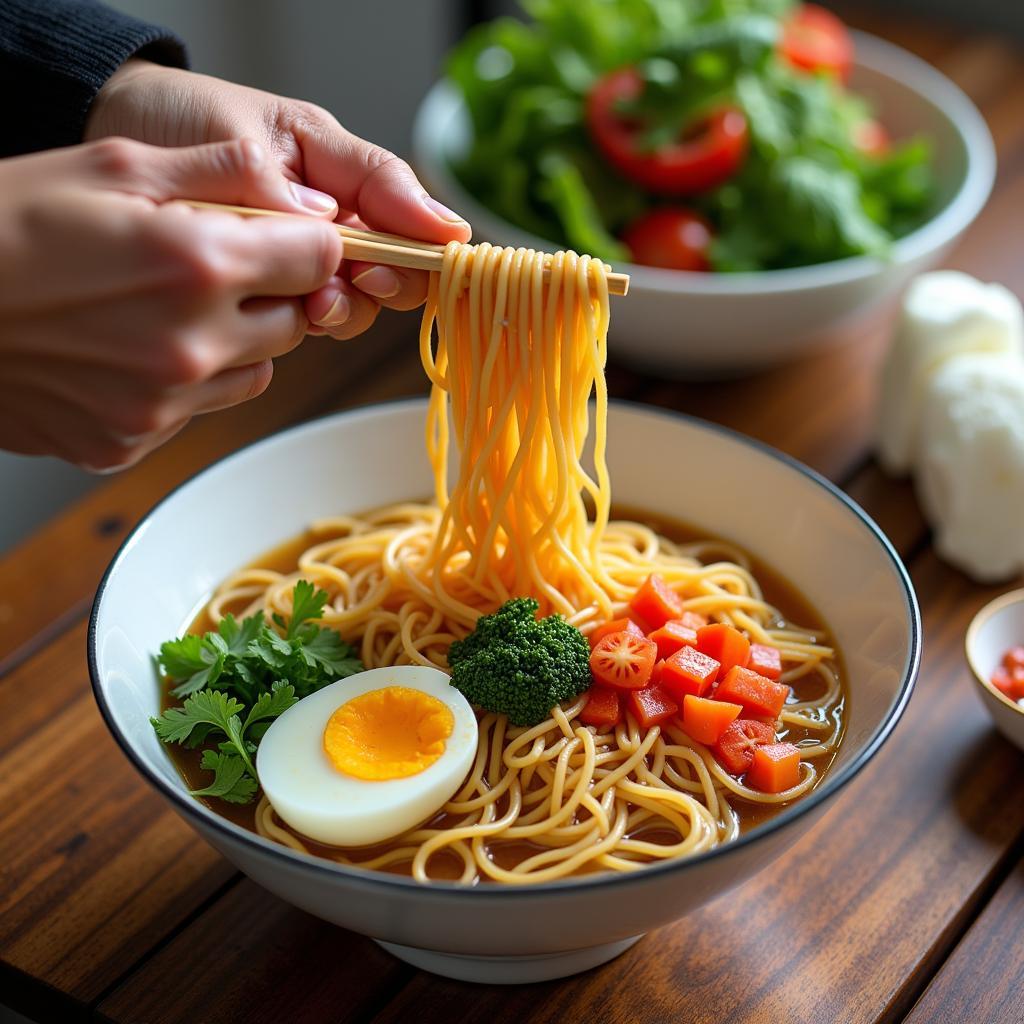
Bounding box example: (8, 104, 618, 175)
(257, 666, 477, 846)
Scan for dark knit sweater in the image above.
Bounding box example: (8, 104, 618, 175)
(0, 0, 187, 157)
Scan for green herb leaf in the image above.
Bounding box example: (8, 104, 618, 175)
(192, 751, 259, 804)
(151, 689, 246, 745)
(287, 580, 330, 639)
(242, 681, 299, 733)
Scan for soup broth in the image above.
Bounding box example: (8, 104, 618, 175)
(162, 505, 845, 883)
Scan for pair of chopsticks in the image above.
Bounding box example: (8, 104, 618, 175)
(182, 200, 630, 297)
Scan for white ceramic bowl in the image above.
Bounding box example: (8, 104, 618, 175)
(965, 589, 1024, 752)
(89, 400, 920, 984)
(413, 33, 995, 376)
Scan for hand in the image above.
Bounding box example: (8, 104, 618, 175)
(0, 137, 343, 470)
(86, 61, 473, 339)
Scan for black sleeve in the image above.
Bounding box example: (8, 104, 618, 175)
(0, 0, 188, 157)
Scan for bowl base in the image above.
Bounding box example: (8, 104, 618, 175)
(375, 934, 644, 984)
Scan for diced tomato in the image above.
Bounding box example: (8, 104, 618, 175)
(746, 742, 802, 793)
(659, 646, 720, 701)
(780, 4, 854, 82)
(590, 630, 658, 690)
(747, 642, 783, 681)
(629, 573, 685, 630)
(579, 686, 623, 728)
(589, 617, 645, 650)
(587, 68, 748, 195)
(678, 610, 708, 630)
(853, 119, 890, 158)
(681, 695, 743, 746)
(648, 619, 700, 661)
(993, 665, 1024, 701)
(1002, 646, 1024, 672)
(715, 666, 791, 720)
(629, 685, 679, 729)
(713, 719, 776, 776)
(622, 208, 714, 272)
(696, 624, 751, 679)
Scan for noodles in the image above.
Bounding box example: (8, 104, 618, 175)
(203, 241, 844, 884)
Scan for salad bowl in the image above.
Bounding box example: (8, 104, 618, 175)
(413, 33, 994, 376)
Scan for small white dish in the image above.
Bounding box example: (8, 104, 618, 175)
(965, 588, 1024, 752)
(413, 33, 995, 376)
(89, 400, 920, 984)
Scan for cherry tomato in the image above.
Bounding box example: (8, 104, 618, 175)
(589, 630, 658, 690)
(713, 719, 776, 776)
(621, 208, 714, 271)
(586, 68, 748, 195)
(781, 4, 855, 82)
(852, 119, 890, 158)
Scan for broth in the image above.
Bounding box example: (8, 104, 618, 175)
(162, 505, 846, 881)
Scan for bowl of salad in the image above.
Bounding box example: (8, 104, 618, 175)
(413, 0, 995, 375)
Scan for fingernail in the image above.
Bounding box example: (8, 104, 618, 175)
(290, 182, 337, 214)
(353, 266, 401, 299)
(317, 292, 350, 326)
(422, 195, 469, 226)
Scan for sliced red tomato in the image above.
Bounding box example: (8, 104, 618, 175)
(629, 685, 679, 728)
(852, 118, 890, 158)
(713, 719, 776, 776)
(629, 573, 684, 630)
(621, 208, 714, 271)
(579, 686, 623, 728)
(590, 630, 658, 690)
(781, 4, 854, 82)
(588, 617, 646, 650)
(586, 68, 748, 195)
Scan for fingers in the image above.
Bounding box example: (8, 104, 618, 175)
(304, 275, 380, 341)
(347, 262, 429, 312)
(209, 212, 343, 298)
(289, 109, 472, 243)
(86, 136, 339, 218)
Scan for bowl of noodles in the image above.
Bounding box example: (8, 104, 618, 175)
(90, 246, 920, 984)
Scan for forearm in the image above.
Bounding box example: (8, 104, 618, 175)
(0, 0, 187, 157)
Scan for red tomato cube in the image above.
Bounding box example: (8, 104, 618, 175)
(659, 646, 720, 700)
(648, 619, 699, 661)
(628, 685, 679, 728)
(715, 666, 791, 720)
(748, 642, 783, 681)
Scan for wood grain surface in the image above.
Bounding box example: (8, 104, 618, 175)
(3, 11, 1024, 1024)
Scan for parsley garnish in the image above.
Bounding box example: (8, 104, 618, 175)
(151, 581, 363, 803)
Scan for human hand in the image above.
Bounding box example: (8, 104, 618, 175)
(86, 61, 472, 339)
(0, 137, 343, 470)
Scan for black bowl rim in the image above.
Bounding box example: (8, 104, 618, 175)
(88, 397, 922, 899)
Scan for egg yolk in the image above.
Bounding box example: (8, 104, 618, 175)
(323, 686, 454, 781)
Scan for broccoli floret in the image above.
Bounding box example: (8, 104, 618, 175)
(447, 597, 591, 727)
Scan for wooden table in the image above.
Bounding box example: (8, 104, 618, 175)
(3, 12, 1024, 1024)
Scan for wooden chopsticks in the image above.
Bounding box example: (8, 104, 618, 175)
(181, 200, 630, 296)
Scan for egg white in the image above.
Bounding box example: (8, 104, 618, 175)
(256, 666, 478, 847)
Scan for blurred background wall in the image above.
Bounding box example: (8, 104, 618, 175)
(1, 0, 1018, 552)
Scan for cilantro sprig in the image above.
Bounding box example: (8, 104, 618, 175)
(151, 581, 363, 803)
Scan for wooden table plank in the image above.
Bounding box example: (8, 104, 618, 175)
(94, 881, 410, 1024)
(0, 620, 237, 1011)
(905, 853, 1024, 1024)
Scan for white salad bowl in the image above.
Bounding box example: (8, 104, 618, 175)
(89, 400, 920, 984)
(412, 33, 995, 376)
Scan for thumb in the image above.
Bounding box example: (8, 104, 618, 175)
(88, 136, 339, 218)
